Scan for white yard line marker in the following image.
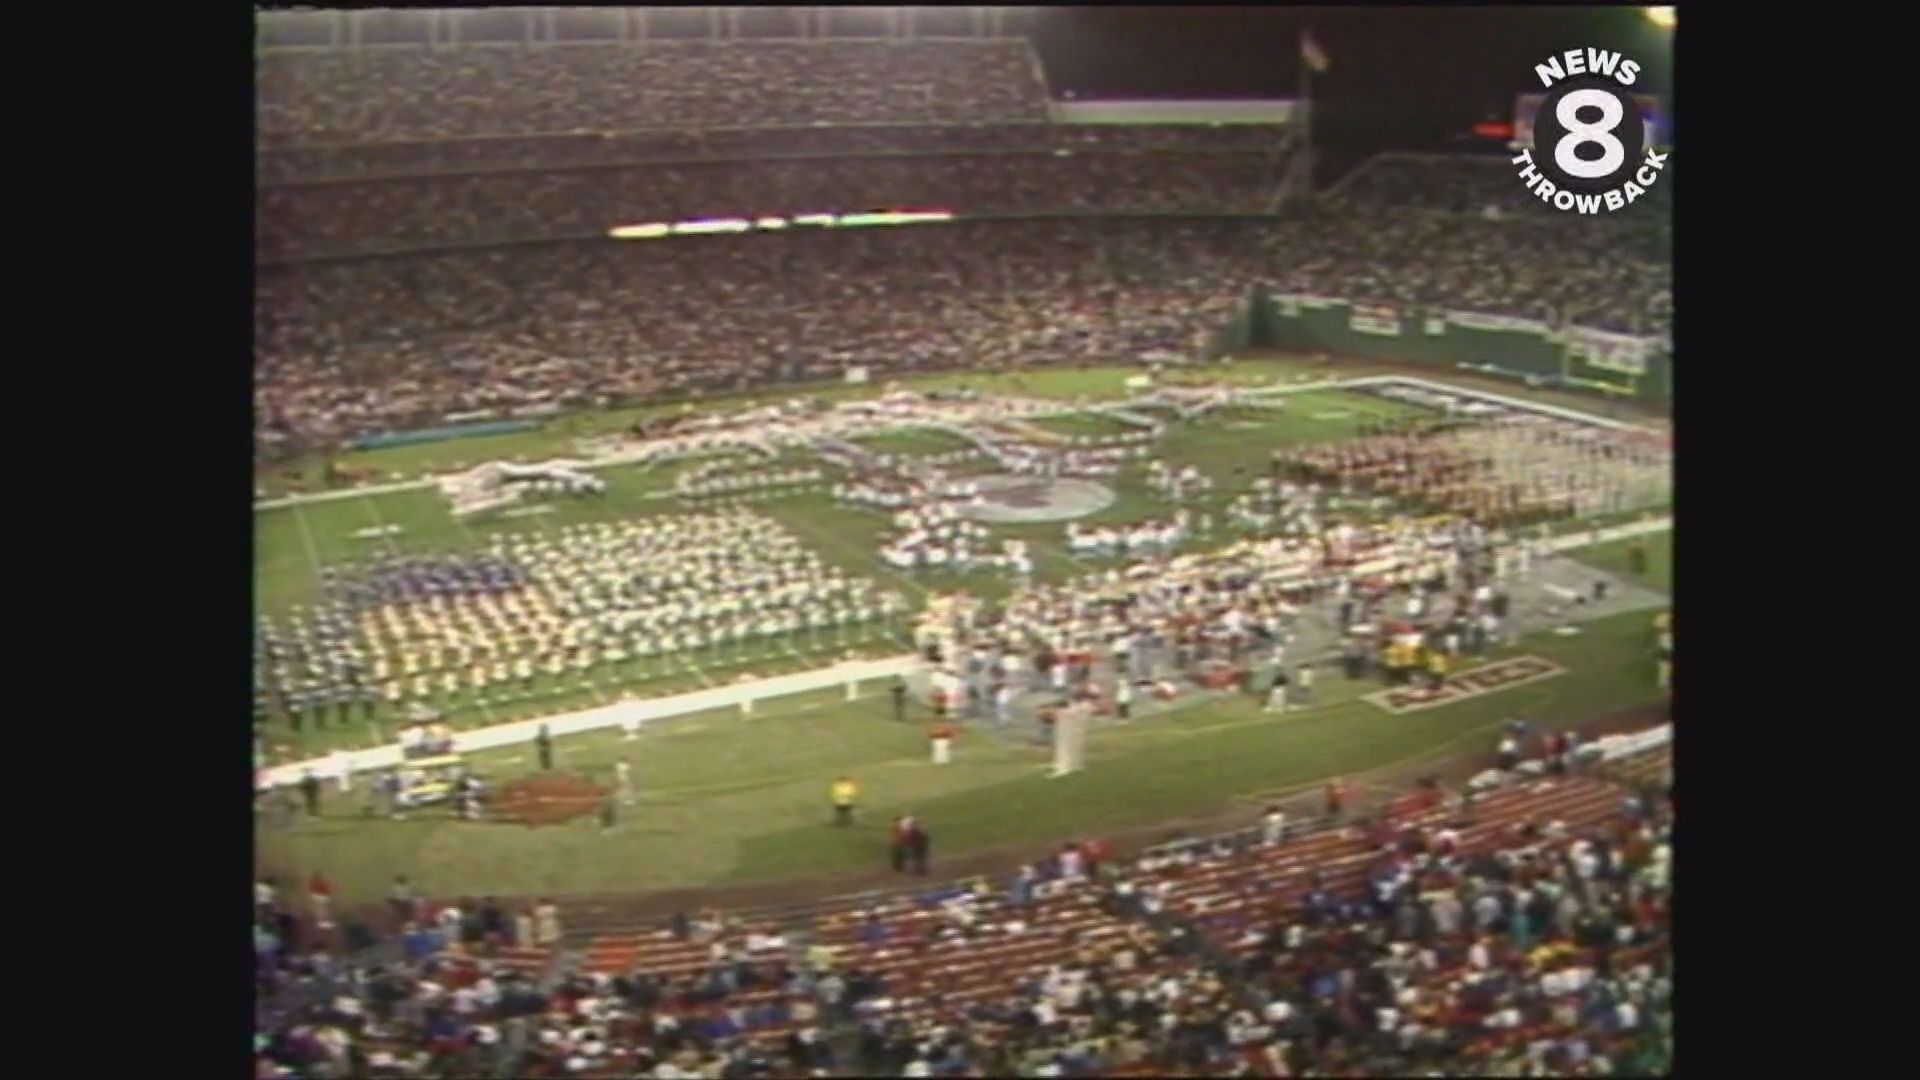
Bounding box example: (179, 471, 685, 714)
(361, 495, 402, 556)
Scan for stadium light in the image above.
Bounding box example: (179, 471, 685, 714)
(1643, 7, 1676, 29)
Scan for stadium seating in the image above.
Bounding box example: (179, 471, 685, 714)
(255, 197, 1669, 457)
(253, 219, 1261, 456)
(1337, 152, 1675, 221)
(256, 122, 1289, 184)
(256, 144, 1292, 260)
(257, 741, 1672, 1078)
(256, 41, 1051, 145)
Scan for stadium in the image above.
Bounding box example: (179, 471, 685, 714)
(253, 7, 1674, 1077)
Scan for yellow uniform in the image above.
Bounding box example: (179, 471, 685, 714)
(830, 779, 858, 825)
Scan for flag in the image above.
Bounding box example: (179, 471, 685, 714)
(1301, 31, 1331, 74)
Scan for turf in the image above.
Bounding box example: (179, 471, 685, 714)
(255, 355, 1669, 499)
(250, 386, 1489, 760)
(847, 428, 977, 457)
(255, 607, 1662, 903)
(1025, 413, 1144, 439)
(254, 365, 1671, 903)
(1572, 533, 1674, 596)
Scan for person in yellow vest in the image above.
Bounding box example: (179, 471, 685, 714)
(1426, 648, 1450, 693)
(830, 776, 858, 826)
(1388, 640, 1414, 685)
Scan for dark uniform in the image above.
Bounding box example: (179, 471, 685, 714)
(536, 726, 553, 771)
(299, 770, 321, 816)
(891, 678, 908, 723)
(907, 823, 931, 877)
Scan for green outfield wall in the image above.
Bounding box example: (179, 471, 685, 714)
(1253, 291, 1670, 402)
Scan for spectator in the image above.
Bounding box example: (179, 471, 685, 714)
(533, 897, 562, 948)
(306, 871, 334, 931)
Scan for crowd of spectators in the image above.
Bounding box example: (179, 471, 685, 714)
(255, 194, 1668, 456)
(258, 747, 1672, 1077)
(1277, 203, 1670, 340)
(253, 41, 1670, 461)
(257, 41, 1049, 146)
(1335, 154, 1674, 223)
(257, 147, 1288, 260)
(837, 772, 1672, 1077)
(257, 123, 1289, 184)
(254, 219, 1257, 456)
(255, 883, 562, 1079)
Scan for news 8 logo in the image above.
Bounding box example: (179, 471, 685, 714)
(1512, 48, 1666, 214)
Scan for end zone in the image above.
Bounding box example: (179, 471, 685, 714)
(1365, 655, 1567, 714)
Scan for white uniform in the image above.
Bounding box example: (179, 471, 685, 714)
(615, 761, 634, 805)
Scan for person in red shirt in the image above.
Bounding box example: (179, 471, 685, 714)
(1082, 838, 1110, 878)
(890, 815, 916, 873)
(307, 871, 335, 930)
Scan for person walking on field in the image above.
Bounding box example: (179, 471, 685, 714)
(536, 724, 554, 771)
(1265, 671, 1289, 714)
(929, 722, 955, 765)
(831, 775, 858, 826)
(907, 819, 931, 877)
(891, 676, 909, 723)
(614, 759, 634, 806)
(300, 769, 322, 817)
(1115, 680, 1133, 722)
(890, 814, 914, 873)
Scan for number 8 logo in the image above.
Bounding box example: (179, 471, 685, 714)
(1553, 88, 1626, 180)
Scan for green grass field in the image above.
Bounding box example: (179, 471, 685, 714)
(1573, 533, 1674, 596)
(847, 428, 977, 457)
(256, 604, 1664, 904)
(257, 355, 1671, 499)
(255, 395, 1423, 760)
(255, 360, 1671, 903)
(1026, 413, 1144, 439)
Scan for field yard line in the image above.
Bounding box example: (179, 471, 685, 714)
(360, 495, 402, 556)
(290, 503, 325, 584)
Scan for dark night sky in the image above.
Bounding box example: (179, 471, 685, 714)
(1022, 6, 1674, 155)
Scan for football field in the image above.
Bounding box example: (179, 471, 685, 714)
(255, 605, 1666, 904)
(254, 356, 1672, 903)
